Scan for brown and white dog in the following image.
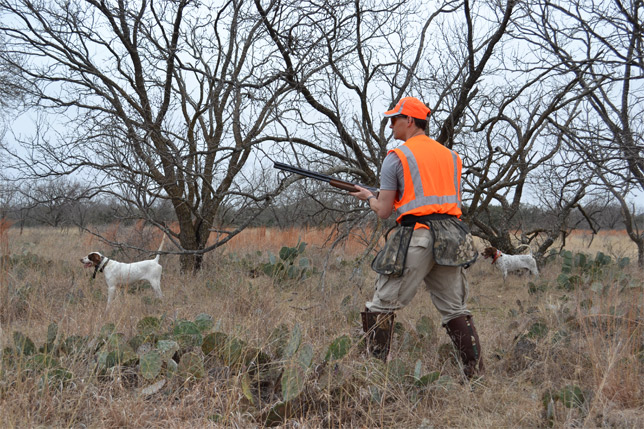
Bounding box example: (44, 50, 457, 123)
(481, 245, 538, 280)
(81, 236, 165, 308)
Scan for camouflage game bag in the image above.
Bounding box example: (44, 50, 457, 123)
(371, 215, 478, 276)
(370, 224, 415, 277)
(427, 216, 478, 267)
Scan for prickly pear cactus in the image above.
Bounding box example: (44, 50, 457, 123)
(324, 335, 351, 362)
(194, 313, 214, 332)
(140, 350, 163, 380)
(177, 351, 205, 380)
(137, 316, 162, 337)
(172, 320, 202, 350)
(13, 331, 36, 356)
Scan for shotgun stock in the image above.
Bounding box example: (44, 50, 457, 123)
(274, 162, 378, 193)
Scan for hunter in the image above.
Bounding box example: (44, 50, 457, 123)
(350, 97, 483, 379)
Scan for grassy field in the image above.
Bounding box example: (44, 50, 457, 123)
(0, 225, 642, 428)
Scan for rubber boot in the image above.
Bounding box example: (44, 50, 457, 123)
(361, 309, 395, 362)
(445, 315, 484, 378)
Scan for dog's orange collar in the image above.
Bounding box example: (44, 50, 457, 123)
(492, 251, 501, 264)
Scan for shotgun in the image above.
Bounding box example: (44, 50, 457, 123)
(274, 162, 378, 193)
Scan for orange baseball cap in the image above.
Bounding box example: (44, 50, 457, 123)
(383, 97, 431, 120)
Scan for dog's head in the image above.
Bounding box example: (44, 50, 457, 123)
(481, 247, 498, 259)
(80, 252, 104, 269)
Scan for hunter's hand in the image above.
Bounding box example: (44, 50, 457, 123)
(350, 185, 375, 202)
(353, 187, 396, 220)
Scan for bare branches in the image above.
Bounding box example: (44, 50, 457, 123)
(436, 0, 517, 147)
(255, 0, 446, 185)
(520, 0, 644, 264)
(1, 0, 642, 269)
(0, 0, 290, 271)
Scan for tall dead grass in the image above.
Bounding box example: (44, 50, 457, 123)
(224, 225, 371, 256)
(0, 226, 642, 428)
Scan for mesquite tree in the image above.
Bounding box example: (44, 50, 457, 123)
(0, 0, 291, 271)
(520, 0, 644, 265)
(254, 0, 578, 255)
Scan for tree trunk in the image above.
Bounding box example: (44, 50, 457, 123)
(179, 252, 204, 273)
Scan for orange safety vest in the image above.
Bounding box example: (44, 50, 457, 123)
(390, 135, 462, 224)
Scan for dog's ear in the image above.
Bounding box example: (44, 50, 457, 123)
(88, 253, 102, 265)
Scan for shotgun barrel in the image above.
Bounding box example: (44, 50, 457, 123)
(273, 162, 378, 193)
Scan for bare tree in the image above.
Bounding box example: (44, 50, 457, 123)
(522, 0, 644, 265)
(0, 182, 18, 220)
(254, 0, 520, 174)
(252, 0, 524, 240)
(0, 34, 26, 179)
(3, 0, 637, 271)
(255, 0, 597, 257)
(0, 35, 24, 111)
(428, 0, 599, 256)
(250, 0, 432, 251)
(461, 88, 599, 257)
(17, 178, 91, 229)
(0, 0, 293, 271)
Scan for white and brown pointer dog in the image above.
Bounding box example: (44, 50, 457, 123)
(482, 245, 539, 280)
(81, 236, 165, 308)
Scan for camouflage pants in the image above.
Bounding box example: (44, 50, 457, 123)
(366, 228, 471, 325)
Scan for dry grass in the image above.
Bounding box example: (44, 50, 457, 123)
(1, 226, 642, 428)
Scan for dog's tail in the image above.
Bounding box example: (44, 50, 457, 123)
(154, 235, 166, 262)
